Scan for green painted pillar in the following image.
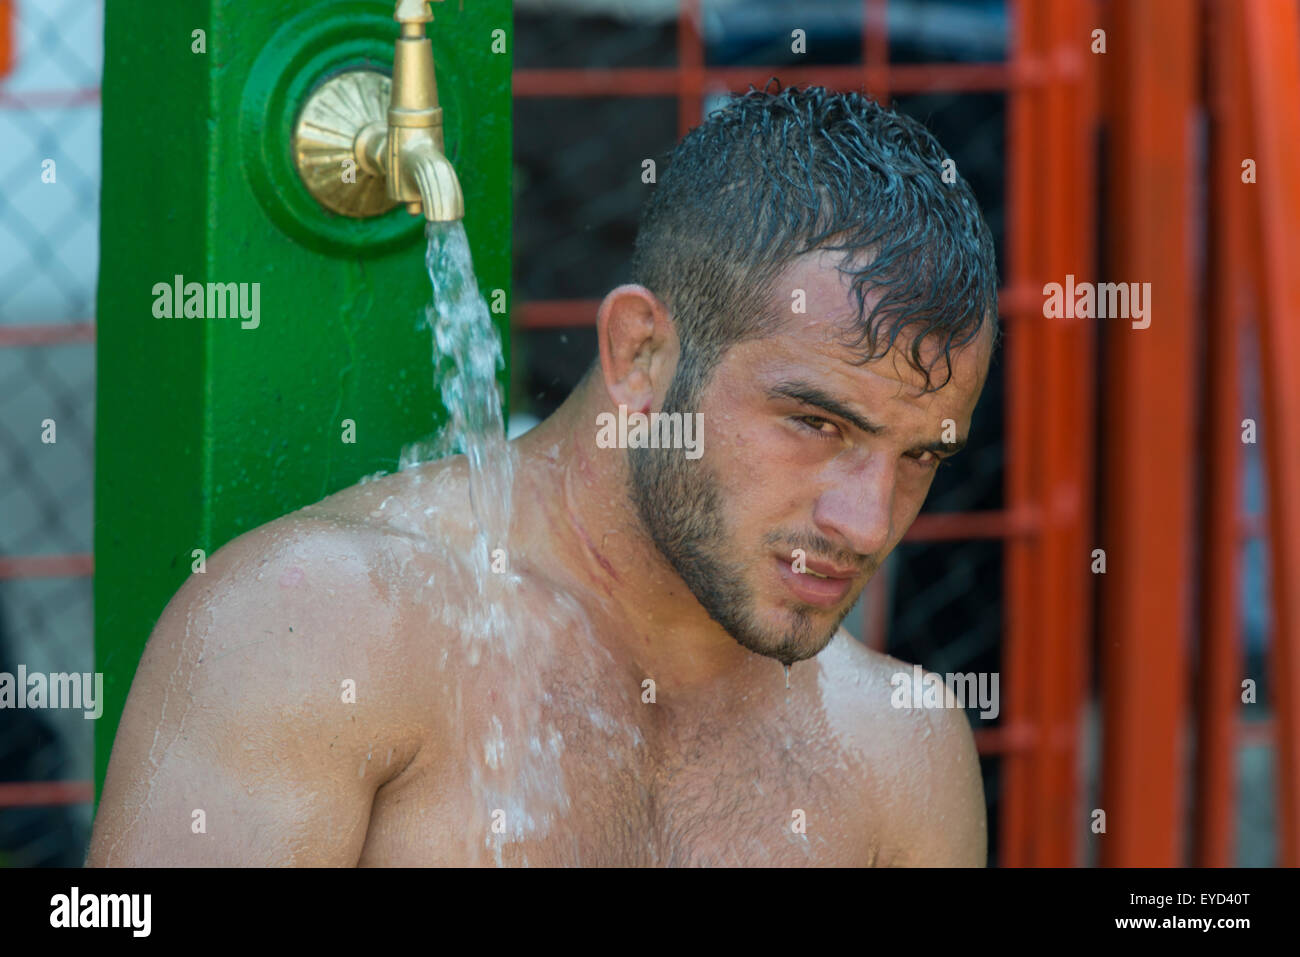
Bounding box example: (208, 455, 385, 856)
(93, 0, 511, 805)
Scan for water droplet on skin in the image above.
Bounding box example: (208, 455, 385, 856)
(783, 664, 791, 690)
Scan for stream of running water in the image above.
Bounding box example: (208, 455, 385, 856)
(398, 221, 642, 865)
(400, 220, 513, 593)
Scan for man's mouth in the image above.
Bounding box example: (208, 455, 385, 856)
(795, 555, 861, 578)
(774, 557, 856, 608)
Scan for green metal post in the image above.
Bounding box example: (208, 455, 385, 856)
(93, 0, 511, 806)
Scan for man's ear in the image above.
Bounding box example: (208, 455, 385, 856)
(596, 284, 676, 415)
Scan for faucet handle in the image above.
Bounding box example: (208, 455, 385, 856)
(394, 0, 433, 24)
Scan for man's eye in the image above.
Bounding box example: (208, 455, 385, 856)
(793, 416, 840, 440)
(906, 449, 945, 469)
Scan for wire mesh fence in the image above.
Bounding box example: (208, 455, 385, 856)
(0, 0, 101, 866)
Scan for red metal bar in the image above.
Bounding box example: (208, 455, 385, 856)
(1240, 0, 1300, 869)
(515, 67, 691, 98)
(974, 724, 1038, 755)
(1074, 0, 1104, 868)
(516, 287, 1027, 331)
(1019, 0, 1057, 866)
(676, 0, 704, 138)
(1097, 0, 1199, 868)
(515, 300, 599, 330)
(0, 87, 100, 108)
(860, 719, 1282, 760)
(1000, 0, 1047, 869)
(0, 0, 13, 79)
(1028, 0, 1095, 867)
(514, 63, 1012, 99)
(0, 322, 96, 347)
(998, 0, 1097, 869)
(1193, 0, 1249, 868)
(862, 559, 888, 652)
(0, 780, 94, 808)
(904, 508, 1039, 542)
(863, 0, 890, 101)
(0, 554, 93, 579)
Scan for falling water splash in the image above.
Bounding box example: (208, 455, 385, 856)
(405, 220, 549, 863)
(398, 221, 641, 866)
(403, 221, 514, 594)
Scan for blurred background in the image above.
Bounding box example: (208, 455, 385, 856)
(0, 0, 1294, 866)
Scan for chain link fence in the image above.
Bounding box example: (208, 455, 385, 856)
(0, 0, 102, 866)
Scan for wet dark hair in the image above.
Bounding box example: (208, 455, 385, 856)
(628, 79, 998, 400)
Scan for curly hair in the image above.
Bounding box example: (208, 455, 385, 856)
(628, 79, 999, 400)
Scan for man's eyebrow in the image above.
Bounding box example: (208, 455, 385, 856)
(766, 380, 967, 454)
(766, 381, 886, 437)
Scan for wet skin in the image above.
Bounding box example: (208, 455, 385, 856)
(88, 248, 993, 866)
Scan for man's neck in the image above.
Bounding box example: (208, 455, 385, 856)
(512, 377, 766, 693)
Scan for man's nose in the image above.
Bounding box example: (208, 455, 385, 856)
(812, 455, 895, 560)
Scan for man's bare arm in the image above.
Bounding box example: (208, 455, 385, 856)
(87, 520, 425, 866)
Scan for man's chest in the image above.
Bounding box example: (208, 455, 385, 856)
(359, 689, 885, 866)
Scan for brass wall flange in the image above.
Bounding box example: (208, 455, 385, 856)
(292, 70, 398, 218)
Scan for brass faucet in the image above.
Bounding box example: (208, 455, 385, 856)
(292, 0, 464, 222)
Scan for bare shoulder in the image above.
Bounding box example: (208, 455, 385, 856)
(89, 473, 452, 865)
(174, 465, 469, 727)
(817, 632, 988, 867)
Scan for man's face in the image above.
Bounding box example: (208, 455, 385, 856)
(628, 248, 993, 665)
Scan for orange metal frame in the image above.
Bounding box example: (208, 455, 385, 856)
(1096, 0, 1300, 868)
(1195, 0, 1250, 868)
(1001, 0, 1096, 868)
(0, 0, 13, 79)
(1097, 0, 1198, 868)
(1239, 0, 1300, 867)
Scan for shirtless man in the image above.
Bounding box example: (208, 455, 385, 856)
(88, 83, 998, 867)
